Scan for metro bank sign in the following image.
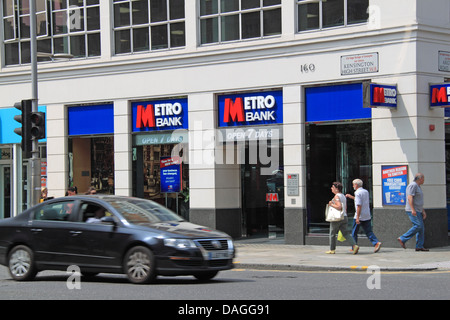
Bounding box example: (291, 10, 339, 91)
(218, 91, 283, 127)
(132, 98, 188, 132)
(430, 84, 450, 108)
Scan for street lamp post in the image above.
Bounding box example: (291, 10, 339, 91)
(29, 0, 40, 206)
(29, 3, 73, 206)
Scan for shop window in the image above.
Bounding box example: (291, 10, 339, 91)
(200, 0, 281, 45)
(113, 0, 186, 54)
(133, 143, 189, 219)
(297, 0, 369, 33)
(3, 0, 101, 66)
(69, 137, 114, 195)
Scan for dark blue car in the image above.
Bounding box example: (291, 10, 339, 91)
(0, 196, 234, 284)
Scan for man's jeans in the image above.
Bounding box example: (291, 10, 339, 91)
(399, 211, 425, 249)
(351, 219, 379, 246)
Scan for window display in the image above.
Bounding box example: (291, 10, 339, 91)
(133, 143, 189, 219)
(68, 137, 114, 195)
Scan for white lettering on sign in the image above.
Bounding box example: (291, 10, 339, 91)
(154, 103, 183, 116)
(244, 96, 276, 110)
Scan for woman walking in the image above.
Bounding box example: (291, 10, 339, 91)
(326, 182, 359, 255)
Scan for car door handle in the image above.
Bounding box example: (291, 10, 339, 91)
(31, 228, 43, 233)
(70, 231, 83, 236)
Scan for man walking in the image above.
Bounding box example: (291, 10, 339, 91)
(398, 173, 428, 251)
(346, 179, 382, 253)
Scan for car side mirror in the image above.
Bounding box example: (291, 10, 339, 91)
(101, 216, 116, 226)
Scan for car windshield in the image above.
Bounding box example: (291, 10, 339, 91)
(106, 198, 183, 224)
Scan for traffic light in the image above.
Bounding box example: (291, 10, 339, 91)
(30, 111, 46, 140)
(13, 99, 32, 158)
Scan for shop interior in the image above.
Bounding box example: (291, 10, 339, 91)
(133, 143, 189, 219)
(69, 136, 115, 195)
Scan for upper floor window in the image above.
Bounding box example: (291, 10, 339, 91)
(200, 0, 281, 45)
(113, 0, 185, 54)
(297, 0, 369, 32)
(2, 0, 101, 66)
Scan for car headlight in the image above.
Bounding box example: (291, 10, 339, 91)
(164, 239, 197, 249)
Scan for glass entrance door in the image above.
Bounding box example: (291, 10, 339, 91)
(241, 141, 284, 238)
(0, 164, 12, 219)
(306, 122, 372, 233)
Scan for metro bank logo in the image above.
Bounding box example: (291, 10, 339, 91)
(218, 90, 283, 127)
(369, 84, 397, 108)
(430, 84, 450, 108)
(132, 98, 188, 132)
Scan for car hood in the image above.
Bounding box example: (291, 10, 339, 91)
(130, 221, 230, 238)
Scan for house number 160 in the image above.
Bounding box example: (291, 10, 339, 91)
(300, 64, 316, 73)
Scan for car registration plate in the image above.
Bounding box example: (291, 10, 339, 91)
(208, 250, 231, 260)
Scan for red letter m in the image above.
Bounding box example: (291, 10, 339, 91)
(432, 87, 448, 104)
(373, 87, 385, 103)
(223, 98, 245, 123)
(136, 104, 155, 128)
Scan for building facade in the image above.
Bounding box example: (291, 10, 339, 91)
(0, 0, 449, 247)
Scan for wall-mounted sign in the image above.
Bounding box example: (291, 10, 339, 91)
(368, 84, 397, 108)
(382, 165, 408, 206)
(341, 52, 379, 75)
(160, 156, 182, 193)
(438, 51, 450, 72)
(430, 83, 450, 108)
(218, 90, 283, 128)
(132, 98, 188, 132)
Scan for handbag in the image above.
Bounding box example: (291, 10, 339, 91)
(325, 204, 344, 222)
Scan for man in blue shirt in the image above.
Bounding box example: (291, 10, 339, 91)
(346, 179, 382, 253)
(398, 173, 428, 251)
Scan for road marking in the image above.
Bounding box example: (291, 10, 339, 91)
(231, 268, 450, 275)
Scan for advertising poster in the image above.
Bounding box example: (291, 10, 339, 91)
(382, 165, 408, 206)
(160, 156, 182, 193)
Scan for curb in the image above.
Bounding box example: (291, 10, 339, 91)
(233, 263, 438, 272)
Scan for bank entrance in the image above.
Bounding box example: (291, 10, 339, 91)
(241, 140, 284, 238)
(306, 122, 372, 233)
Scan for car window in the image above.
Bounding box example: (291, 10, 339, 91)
(79, 202, 114, 224)
(106, 198, 182, 224)
(34, 201, 76, 221)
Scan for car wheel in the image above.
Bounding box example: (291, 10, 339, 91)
(8, 245, 37, 281)
(124, 246, 156, 284)
(194, 271, 219, 282)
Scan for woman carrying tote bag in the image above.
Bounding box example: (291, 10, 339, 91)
(326, 182, 359, 255)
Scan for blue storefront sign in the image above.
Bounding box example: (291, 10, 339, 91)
(132, 98, 188, 132)
(218, 90, 283, 128)
(160, 156, 182, 193)
(68, 104, 114, 136)
(382, 165, 408, 206)
(369, 84, 397, 108)
(305, 83, 371, 122)
(430, 84, 450, 108)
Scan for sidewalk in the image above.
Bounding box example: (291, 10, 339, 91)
(233, 239, 450, 272)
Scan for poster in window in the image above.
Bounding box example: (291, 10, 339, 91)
(160, 156, 182, 193)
